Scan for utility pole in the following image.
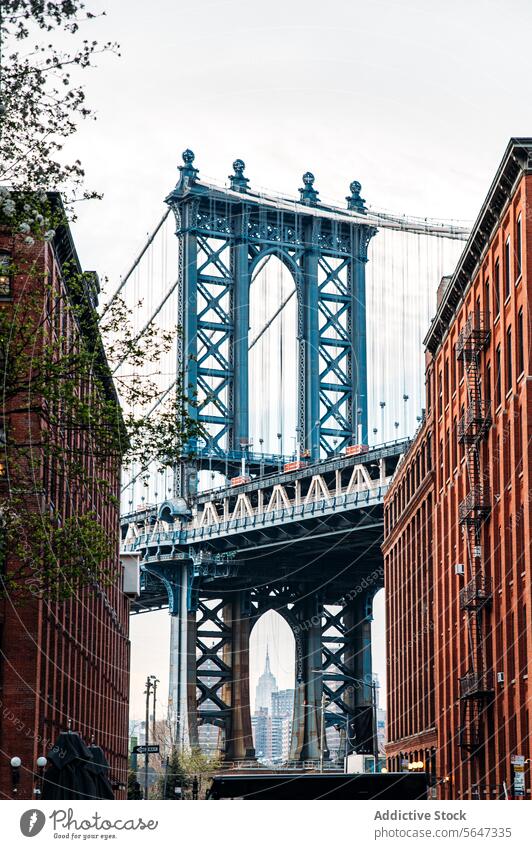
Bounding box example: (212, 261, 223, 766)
(143, 676, 153, 800)
(152, 677, 160, 741)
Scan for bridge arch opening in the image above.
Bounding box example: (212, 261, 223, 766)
(248, 254, 298, 457)
(249, 608, 295, 765)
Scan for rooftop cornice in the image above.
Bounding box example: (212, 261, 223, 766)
(424, 138, 532, 355)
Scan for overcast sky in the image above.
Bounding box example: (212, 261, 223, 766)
(61, 0, 532, 719)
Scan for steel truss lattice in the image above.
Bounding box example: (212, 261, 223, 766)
(166, 152, 376, 484)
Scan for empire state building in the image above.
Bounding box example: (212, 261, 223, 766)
(254, 647, 278, 711)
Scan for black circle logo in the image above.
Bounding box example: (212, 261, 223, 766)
(20, 810, 46, 837)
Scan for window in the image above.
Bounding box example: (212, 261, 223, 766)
(485, 361, 491, 404)
(438, 371, 443, 416)
(495, 344, 502, 407)
(516, 214, 522, 279)
(494, 258, 500, 316)
(517, 307, 524, 376)
(0, 252, 12, 297)
(444, 358, 449, 407)
(506, 326, 512, 394)
(504, 236, 511, 300)
(485, 278, 490, 318)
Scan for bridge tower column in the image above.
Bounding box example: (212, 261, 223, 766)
(301, 218, 321, 462)
(290, 595, 325, 761)
(223, 591, 255, 760)
(344, 589, 376, 743)
(175, 185, 200, 502)
(168, 563, 199, 750)
(351, 225, 372, 447)
(231, 206, 250, 451)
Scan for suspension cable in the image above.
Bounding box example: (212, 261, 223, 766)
(101, 209, 170, 318)
(112, 276, 180, 374)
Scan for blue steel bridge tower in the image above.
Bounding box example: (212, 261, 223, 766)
(165, 151, 376, 497)
(131, 152, 384, 763)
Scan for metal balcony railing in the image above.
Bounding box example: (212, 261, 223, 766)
(458, 723, 482, 751)
(458, 486, 491, 524)
(457, 401, 492, 444)
(456, 312, 490, 359)
(459, 670, 494, 699)
(460, 573, 492, 610)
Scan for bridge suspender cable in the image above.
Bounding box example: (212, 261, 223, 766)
(249, 288, 295, 351)
(111, 275, 180, 374)
(120, 377, 178, 494)
(100, 208, 171, 318)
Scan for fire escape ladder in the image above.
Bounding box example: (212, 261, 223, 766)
(456, 312, 493, 757)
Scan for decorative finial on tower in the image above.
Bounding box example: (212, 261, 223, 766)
(346, 180, 367, 213)
(229, 159, 249, 193)
(179, 148, 199, 183)
(299, 171, 319, 206)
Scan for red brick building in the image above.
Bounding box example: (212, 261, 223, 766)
(384, 138, 532, 799)
(383, 413, 437, 785)
(0, 201, 130, 798)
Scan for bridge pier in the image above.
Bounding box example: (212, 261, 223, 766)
(290, 595, 326, 762)
(223, 591, 255, 761)
(345, 590, 377, 753)
(168, 564, 200, 750)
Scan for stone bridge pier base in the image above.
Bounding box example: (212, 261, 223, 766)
(223, 591, 255, 761)
(290, 595, 326, 762)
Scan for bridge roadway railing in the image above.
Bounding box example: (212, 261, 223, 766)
(218, 759, 341, 773)
(186, 481, 389, 543)
(121, 439, 410, 553)
(193, 437, 410, 503)
(124, 481, 389, 557)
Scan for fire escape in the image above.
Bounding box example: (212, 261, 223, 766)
(456, 312, 493, 754)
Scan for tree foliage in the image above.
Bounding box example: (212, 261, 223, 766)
(127, 768, 142, 800)
(0, 3, 203, 600)
(0, 0, 119, 196)
(155, 746, 221, 800)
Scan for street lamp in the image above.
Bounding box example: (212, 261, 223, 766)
(34, 756, 47, 797)
(10, 756, 21, 796)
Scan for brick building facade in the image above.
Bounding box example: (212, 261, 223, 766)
(384, 138, 532, 799)
(383, 415, 437, 785)
(0, 203, 130, 799)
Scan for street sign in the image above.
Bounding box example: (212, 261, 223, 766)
(512, 755, 526, 797)
(133, 744, 160, 755)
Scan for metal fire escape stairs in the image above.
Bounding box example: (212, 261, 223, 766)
(456, 312, 493, 754)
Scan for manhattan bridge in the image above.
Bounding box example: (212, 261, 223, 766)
(116, 150, 468, 764)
